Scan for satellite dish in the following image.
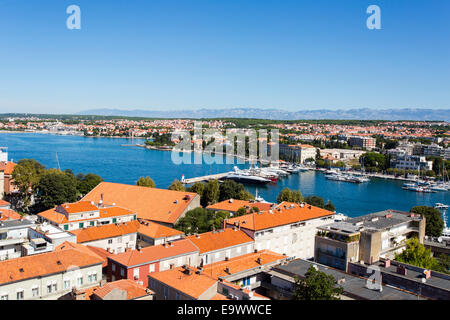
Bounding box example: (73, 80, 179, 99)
(438, 237, 443, 243)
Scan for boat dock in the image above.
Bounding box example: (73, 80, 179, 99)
(181, 172, 229, 184)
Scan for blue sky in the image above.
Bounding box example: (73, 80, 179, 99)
(0, 0, 449, 113)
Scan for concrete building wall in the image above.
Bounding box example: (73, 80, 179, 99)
(80, 232, 137, 254)
(199, 242, 254, 266)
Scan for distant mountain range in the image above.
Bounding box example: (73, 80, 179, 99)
(77, 108, 450, 121)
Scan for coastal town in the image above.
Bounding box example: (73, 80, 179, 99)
(0, 139, 449, 301)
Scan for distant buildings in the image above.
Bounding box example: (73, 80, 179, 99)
(315, 210, 425, 271)
(0, 147, 17, 199)
(348, 136, 376, 150)
(279, 144, 316, 163)
(390, 155, 433, 171)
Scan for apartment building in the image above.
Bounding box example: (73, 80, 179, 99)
(29, 223, 76, 247)
(225, 202, 335, 259)
(348, 136, 376, 150)
(321, 149, 365, 162)
(82, 182, 201, 227)
(0, 246, 103, 300)
(186, 228, 254, 266)
(107, 238, 199, 287)
(390, 155, 433, 171)
(37, 201, 137, 232)
(0, 219, 33, 260)
(279, 144, 316, 163)
(69, 220, 139, 254)
(315, 210, 425, 271)
(137, 220, 184, 247)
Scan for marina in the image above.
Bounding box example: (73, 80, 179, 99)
(0, 133, 448, 221)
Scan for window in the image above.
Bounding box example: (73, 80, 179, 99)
(149, 264, 155, 273)
(117, 237, 122, 243)
(32, 287, 39, 297)
(164, 286, 169, 300)
(92, 273, 97, 282)
(16, 291, 24, 300)
(0, 294, 8, 300)
(63, 225, 69, 231)
(120, 268, 125, 276)
(88, 274, 93, 283)
(108, 239, 113, 244)
(112, 218, 117, 223)
(79, 223, 84, 229)
(90, 221, 95, 226)
(112, 264, 116, 272)
(64, 280, 70, 289)
(47, 285, 52, 294)
(52, 283, 57, 292)
(133, 268, 139, 279)
(77, 277, 83, 286)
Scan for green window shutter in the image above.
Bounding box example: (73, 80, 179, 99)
(64, 225, 68, 231)
(133, 215, 137, 221)
(79, 223, 84, 228)
(112, 218, 117, 223)
(90, 221, 94, 226)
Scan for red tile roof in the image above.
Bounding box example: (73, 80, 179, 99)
(207, 199, 273, 213)
(55, 241, 110, 268)
(0, 244, 104, 285)
(70, 221, 139, 243)
(82, 182, 199, 224)
(109, 239, 199, 267)
(226, 202, 334, 231)
(0, 199, 10, 207)
(0, 161, 16, 175)
(90, 279, 153, 300)
(0, 209, 22, 221)
(137, 220, 184, 239)
(186, 229, 253, 254)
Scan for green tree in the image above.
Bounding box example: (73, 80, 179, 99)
(235, 207, 248, 217)
(136, 176, 156, 188)
(76, 173, 103, 195)
(187, 182, 205, 198)
(201, 180, 220, 207)
(293, 265, 343, 300)
(395, 238, 444, 272)
(410, 206, 444, 237)
(304, 196, 325, 208)
(11, 159, 46, 210)
(360, 152, 387, 171)
(324, 200, 336, 212)
(174, 208, 213, 234)
(277, 188, 303, 204)
(168, 179, 186, 192)
(212, 210, 231, 230)
(37, 170, 78, 210)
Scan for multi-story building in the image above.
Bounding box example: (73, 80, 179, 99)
(82, 182, 201, 227)
(28, 223, 77, 247)
(320, 149, 365, 162)
(315, 209, 425, 271)
(206, 199, 273, 216)
(390, 155, 433, 171)
(107, 238, 199, 287)
(0, 219, 33, 260)
(225, 202, 335, 259)
(348, 136, 376, 150)
(0, 245, 103, 300)
(69, 220, 139, 254)
(186, 228, 254, 266)
(0, 148, 16, 199)
(279, 144, 316, 163)
(37, 201, 137, 232)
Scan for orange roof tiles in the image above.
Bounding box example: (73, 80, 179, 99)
(186, 229, 253, 254)
(37, 202, 135, 225)
(0, 244, 104, 285)
(57, 201, 98, 214)
(137, 220, 184, 239)
(0, 209, 22, 221)
(0, 161, 16, 175)
(211, 293, 231, 300)
(55, 241, 109, 268)
(149, 267, 217, 299)
(82, 182, 199, 224)
(90, 279, 153, 300)
(202, 250, 286, 278)
(109, 239, 199, 267)
(70, 221, 139, 243)
(0, 199, 10, 207)
(207, 199, 273, 213)
(226, 202, 334, 231)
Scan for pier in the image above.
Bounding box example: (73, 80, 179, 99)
(181, 172, 230, 184)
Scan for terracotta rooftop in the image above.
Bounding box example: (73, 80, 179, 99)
(55, 241, 110, 267)
(0, 209, 22, 221)
(0, 161, 16, 175)
(137, 220, 184, 239)
(207, 199, 273, 213)
(109, 239, 199, 267)
(0, 244, 104, 285)
(186, 228, 253, 254)
(38, 203, 135, 225)
(82, 182, 199, 224)
(56, 201, 98, 214)
(226, 202, 334, 231)
(87, 279, 153, 300)
(70, 220, 140, 243)
(0, 199, 10, 207)
(148, 266, 217, 299)
(202, 250, 286, 279)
